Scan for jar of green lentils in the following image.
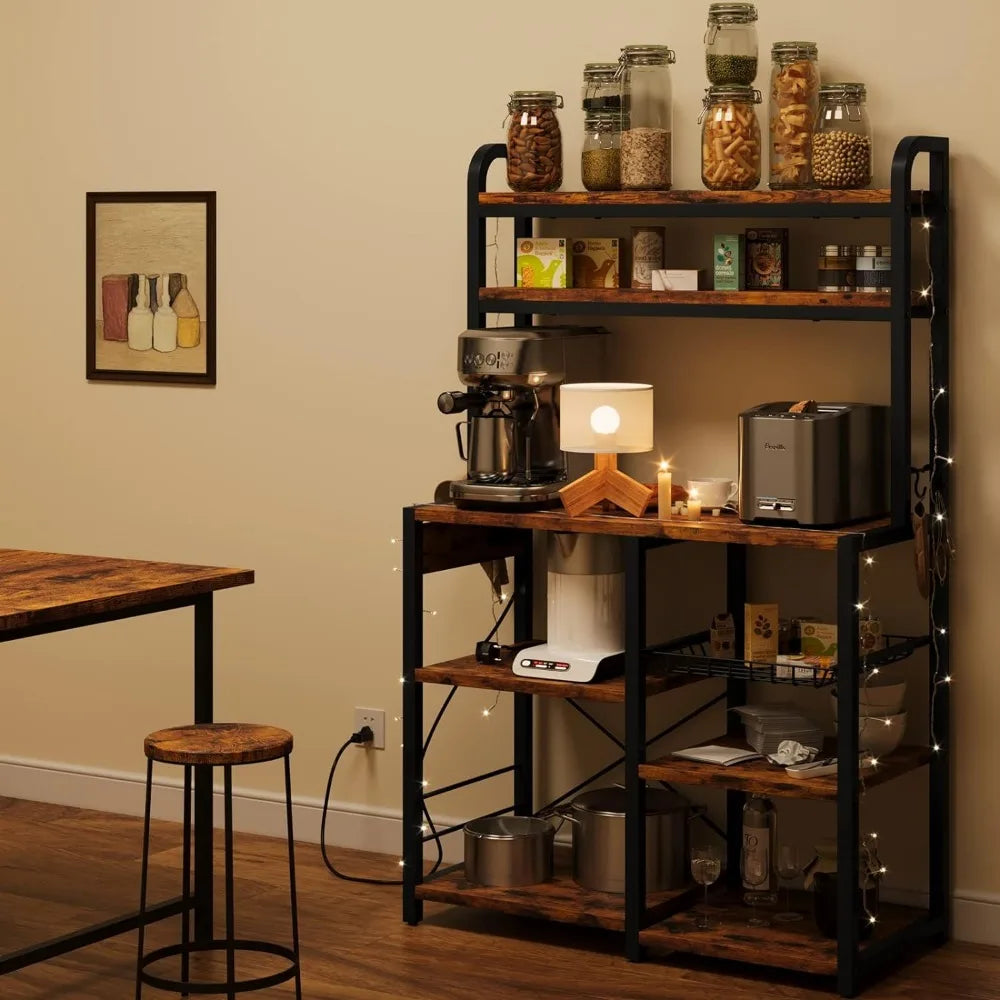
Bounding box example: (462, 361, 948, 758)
(705, 2, 759, 85)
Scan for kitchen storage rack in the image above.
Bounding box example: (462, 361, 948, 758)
(402, 136, 949, 998)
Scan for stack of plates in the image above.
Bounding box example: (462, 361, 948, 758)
(733, 704, 823, 756)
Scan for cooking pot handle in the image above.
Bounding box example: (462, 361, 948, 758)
(539, 804, 578, 829)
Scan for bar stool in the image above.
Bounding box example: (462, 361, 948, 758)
(135, 723, 302, 999)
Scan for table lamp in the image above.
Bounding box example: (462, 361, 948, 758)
(559, 382, 655, 517)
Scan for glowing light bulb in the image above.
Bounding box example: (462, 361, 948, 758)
(880, 866, 888, 875)
(390, 537, 399, 544)
(590, 405, 621, 435)
(933, 744, 941, 752)
(420, 824, 428, 834)
(946, 456, 954, 465)
(922, 220, 931, 229)
(864, 556, 875, 566)
(500, 592, 509, 602)
(482, 708, 491, 717)
(883, 718, 892, 727)
(920, 287, 930, 298)
(421, 779, 429, 788)
(855, 602, 867, 612)
(423, 609, 438, 617)
(938, 627, 947, 635)
(870, 832, 878, 840)
(398, 859, 405, 868)
(937, 386, 946, 396)
(870, 667, 880, 676)
(392, 566, 400, 573)
(869, 757, 879, 766)
(399, 676, 406, 684)
(869, 915, 877, 925)
(935, 513, 944, 522)
(944, 675, 952, 683)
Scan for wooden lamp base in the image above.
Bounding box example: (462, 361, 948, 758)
(559, 453, 654, 518)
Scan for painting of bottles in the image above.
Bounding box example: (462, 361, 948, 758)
(86, 192, 216, 384)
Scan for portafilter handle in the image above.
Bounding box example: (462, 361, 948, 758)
(437, 391, 480, 415)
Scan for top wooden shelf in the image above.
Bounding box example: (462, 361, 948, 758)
(478, 188, 933, 220)
(413, 504, 896, 552)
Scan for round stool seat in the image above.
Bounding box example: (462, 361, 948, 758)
(144, 723, 293, 766)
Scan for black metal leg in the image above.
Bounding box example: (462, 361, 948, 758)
(181, 765, 192, 998)
(193, 595, 214, 945)
(624, 538, 647, 962)
(725, 543, 748, 886)
(402, 509, 425, 925)
(513, 534, 534, 815)
(283, 756, 303, 1000)
(513, 216, 533, 329)
(223, 766, 236, 1000)
(134, 758, 153, 1000)
(836, 537, 862, 998)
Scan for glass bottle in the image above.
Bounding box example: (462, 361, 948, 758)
(813, 83, 872, 189)
(172, 274, 201, 348)
(705, 2, 759, 85)
(582, 111, 621, 191)
(506, 91, 564, 193)
(769, 41, 819, 189)
(701, 85, 762, 190)
(618, 44, 675, 190)
(127, 273, 153, 351)
(152, 273, 177, 352)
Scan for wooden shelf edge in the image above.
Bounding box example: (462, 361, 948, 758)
(479, 189, 895, 207)
(480, 288, 890, 308)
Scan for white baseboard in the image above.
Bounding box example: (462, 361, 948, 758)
(2, 755, 997, 943)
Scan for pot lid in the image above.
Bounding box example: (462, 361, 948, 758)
(572, 786, 690, 816)
(465, 815, 554, 839)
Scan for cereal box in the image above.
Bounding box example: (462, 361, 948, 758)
(745, 603, 779, 662)
(799, 622, 838, 660)
(516, 237, 571, 289)
(711, 613, 737, 659)
(714, 234, 745, 291)
(745, 228, 789, 290)
(572, 238, 620, 289)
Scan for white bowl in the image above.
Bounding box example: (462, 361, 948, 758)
(835, 712, 907, 757)
(831, 682, 906, 721)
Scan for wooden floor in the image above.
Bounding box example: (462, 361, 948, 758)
(1, 796, 998, 999)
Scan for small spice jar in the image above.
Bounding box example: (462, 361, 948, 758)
(817, 245, 857, 292)
(769, 42, 819, 189)
(619, 44, 676, 190)
(506, 91, 564, 193)
(813, 83, 872, 189)
(582, 112, 621, 191)
(856, 245, 891, 293)
(704, 3, 759, 85)
(701, 85, 762, 190)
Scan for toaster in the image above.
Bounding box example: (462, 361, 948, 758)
(738, 402, 889, 526)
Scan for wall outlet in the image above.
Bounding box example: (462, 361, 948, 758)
(354, 708, 385, 750)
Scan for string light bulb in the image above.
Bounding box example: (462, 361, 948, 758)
(864, 556, 875, 567)
(482, 708, 491, 717)
(943, 675, 952, 683)
(870, 667, 880, 676)
(869, 757, 879, 767)
(420, 823, 428, 834)
(855, 601, 867, 612)
(399, 676, 406, 684)
(398, 859, 405, 868)
(936, 386, 946, 396)
(880, 866, 888, 875)
(938, 628, 947, 635)
(421, 779, 429, 788)
(922, 220, 932, 230)
(390, 537, 399, 544)
(920, 287, 930, 298)
(935, 512, 945, 522)
(933, 743, 941, 752)
(869, 915, 878, 925)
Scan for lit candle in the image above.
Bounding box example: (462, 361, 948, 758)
(686, 488, 702, 520)
(657, 461, 672, 519)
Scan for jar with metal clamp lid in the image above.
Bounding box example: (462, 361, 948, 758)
(506, 91, 564, 193)
(705, 2, 759, 85)
(701, 85, 762, 190)
(581, 64, 621, 191)
(582, 62, 621, 114)
(813, 83, 872, 189)
(618, 44, 676, 190)
(769, 41, 819, 189)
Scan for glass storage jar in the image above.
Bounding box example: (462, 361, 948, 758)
(582, 111, 621, 191)
(701, 85, 762, 190)
(618, 44, 675, 190)
(813, 83, 872, 189)
(705, 3, 759, 85)
(582, 62, 621, 114)
(506, 91, 564, 193)
(769, 41, 819, 189)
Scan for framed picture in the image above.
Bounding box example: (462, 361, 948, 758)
(86, 191, 216, 385)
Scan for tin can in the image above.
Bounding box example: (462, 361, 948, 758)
(817, 244, 856, 292)
(856, 245, 891, 293)
(631, 226, 665, 289)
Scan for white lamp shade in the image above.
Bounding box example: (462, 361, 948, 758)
(560, 382, 654, 454)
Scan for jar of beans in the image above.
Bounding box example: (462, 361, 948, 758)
(704, 3, 759, 85)
(768, 42, 819, 189)
(619, 44, 676, 190)
(701, 85, 762, 190)
(506, 91, 564, 193)
(582, 112, 621, 191)
(813, 83, 872, 189)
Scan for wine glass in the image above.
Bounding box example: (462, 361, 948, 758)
(774, 844, 803, 922)
(690, 843, 722, 929)
(741, 844, 771, 927)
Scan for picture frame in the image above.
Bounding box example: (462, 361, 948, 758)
(86, 191, 216, 385)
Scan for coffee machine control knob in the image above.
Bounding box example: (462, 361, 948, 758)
(438, 391, 476, 414)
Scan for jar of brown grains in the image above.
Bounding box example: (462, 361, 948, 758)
(506, 91, 564, 193)
(813, 83, 872, 189)
(618, 44, 676, 190)
(701, 85, 762, 190)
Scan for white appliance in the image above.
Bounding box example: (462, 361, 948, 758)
(513, 533, 624, 683)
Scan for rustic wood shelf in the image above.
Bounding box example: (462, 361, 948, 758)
(417, 858, 697, 932)
(640, 889, 929, 976)
(413, 503, 895, 552)
(479, 287, 931, 322)
(414, 653, 703, 703)
(639, 738, 931, 800)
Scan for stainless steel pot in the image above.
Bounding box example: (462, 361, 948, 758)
(559, 787, 700, 894)
(463, 815, 555, 887)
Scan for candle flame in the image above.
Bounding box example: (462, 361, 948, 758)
(659, 460, 670, 472)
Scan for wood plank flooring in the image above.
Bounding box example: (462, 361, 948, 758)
(1, 796, 998, 999)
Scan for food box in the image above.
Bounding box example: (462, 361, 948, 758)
(776, 654, 836, 680)
(710, 612, 736, 659)
(652, 269, 703, 291)
(745, 228, 789, 290)
(571, 238, 620, 289)
(745, 603, 779, 662)
(516, 237, 571, 289)
(714, 234, 745, 291)
(799, 621, 838, 659)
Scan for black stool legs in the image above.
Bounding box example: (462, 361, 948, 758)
(136, 756, 301, 998)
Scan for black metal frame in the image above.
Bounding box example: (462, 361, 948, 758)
(404, 135, 950, 998)
(0, 594, 219, 977)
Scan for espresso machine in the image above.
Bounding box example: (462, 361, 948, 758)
(438, 326, 607, 507)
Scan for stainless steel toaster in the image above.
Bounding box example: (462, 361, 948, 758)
(738, 402, 889, 526)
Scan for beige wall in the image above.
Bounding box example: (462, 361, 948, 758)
(0, 0, 995, 917)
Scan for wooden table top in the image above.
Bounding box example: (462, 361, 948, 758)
(0, 548, 254, 632)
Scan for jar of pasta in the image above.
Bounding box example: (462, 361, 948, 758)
(701, 85, 762, 190)
(769, 42, 819, 189)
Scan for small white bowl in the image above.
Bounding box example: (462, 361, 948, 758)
(831, 682, 906, 721)
(835, 712, 907, 757)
